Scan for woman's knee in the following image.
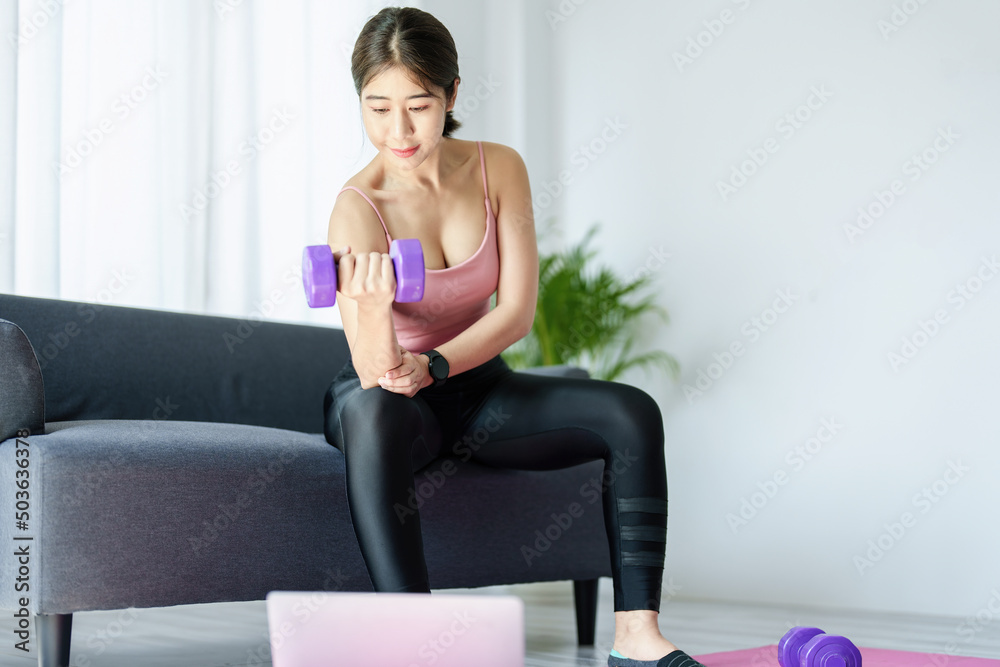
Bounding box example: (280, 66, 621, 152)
(595, 383, 667, 497)
(342, 387, 419, 435)
(593, 381, 664, 451)
(330, 386, 437, 459)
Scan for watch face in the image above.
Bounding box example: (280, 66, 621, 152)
(430, 352, 448, 380)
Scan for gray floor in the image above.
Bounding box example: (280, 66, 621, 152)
(3, 579, 999, 666)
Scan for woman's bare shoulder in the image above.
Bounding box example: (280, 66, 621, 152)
(477, 141, 529, 195)
(478, 141, 528, 194)
(478, 140, 524, 166)
(328, 169, 388, 251)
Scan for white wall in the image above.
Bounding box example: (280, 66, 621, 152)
(430, 0, 1000, 618)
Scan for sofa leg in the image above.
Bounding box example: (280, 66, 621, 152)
(35, 613, 73, 667)
(572, 578, 599, 646)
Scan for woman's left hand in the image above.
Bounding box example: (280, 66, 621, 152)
(377, 347, 432, 397)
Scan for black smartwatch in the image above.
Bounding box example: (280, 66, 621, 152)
(422, 349, 450, 387)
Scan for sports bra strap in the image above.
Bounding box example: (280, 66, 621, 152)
(335, 185, 392, 242)
(337, 141, 489, 241)
(477, 141, 488, 199)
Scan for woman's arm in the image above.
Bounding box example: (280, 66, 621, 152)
(433, 143, 538, 373)
(327, 190, 404, 389)
(379, 143, 538, 392)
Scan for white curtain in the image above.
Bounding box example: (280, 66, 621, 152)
(1, 0, 414, 324)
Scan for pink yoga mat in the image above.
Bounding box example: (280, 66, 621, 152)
(693, 645, 1000, 667)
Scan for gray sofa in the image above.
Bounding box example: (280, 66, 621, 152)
(0, 293, 612, 667)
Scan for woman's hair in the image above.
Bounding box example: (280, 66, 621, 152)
(351, 6, 462, 138)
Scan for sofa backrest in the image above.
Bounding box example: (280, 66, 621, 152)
(0, 294, 350, 434)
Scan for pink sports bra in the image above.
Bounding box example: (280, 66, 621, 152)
(335, 141, 500, 353)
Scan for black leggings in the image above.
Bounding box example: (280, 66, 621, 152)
(323, 355, 668, 612)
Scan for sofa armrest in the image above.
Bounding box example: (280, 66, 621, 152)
(0, 318, 45, 440)
(519, 364, 590, 380)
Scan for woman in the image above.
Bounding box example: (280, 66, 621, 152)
(323, 7, 703, 667)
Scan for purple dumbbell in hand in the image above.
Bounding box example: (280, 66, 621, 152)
(302, 238, 425, 308)
(779, 627, 862, 667)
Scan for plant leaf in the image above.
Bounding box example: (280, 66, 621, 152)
(506, 222, 678, 385)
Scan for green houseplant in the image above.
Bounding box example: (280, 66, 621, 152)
(502, 224, 679, 382)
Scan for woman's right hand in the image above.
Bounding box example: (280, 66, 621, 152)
(333, 245, 398, 308)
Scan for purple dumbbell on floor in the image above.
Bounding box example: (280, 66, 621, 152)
(301, 238, 425, 308)
(779, 626, 862, 667)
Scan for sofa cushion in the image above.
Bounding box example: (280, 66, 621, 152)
(0, 418, 611, 613)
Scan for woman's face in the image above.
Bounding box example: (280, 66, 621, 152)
(360, 65, 457, 168)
